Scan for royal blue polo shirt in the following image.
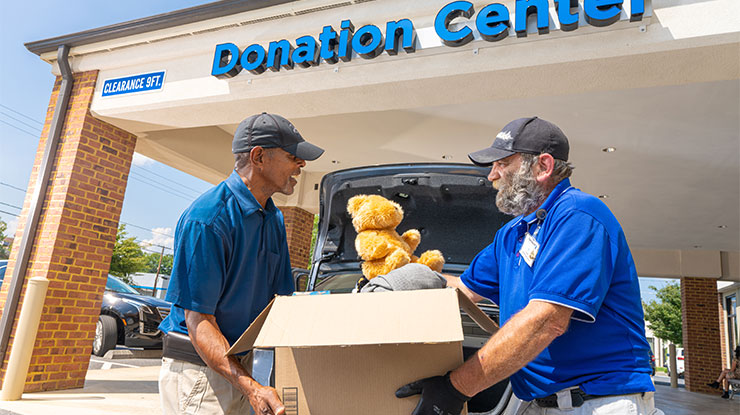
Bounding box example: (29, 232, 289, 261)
(159, 170, 294, 345)
(460, 178, 654, 401)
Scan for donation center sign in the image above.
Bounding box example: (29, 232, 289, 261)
(211, 0, 645, 78)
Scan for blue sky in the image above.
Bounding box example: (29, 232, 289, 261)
(0, 1, 216, 254)
(0, 0, 675, 300)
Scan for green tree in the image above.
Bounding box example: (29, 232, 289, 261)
(0, 219, 9, 259)
(643, 282, 683, 345)
(145, 252, 173, 275)
(109, 224, 146, 284)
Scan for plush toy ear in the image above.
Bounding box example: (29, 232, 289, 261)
(347, 195, 368, 216)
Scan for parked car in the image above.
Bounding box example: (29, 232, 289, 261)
(0, 259, 7, 289)
(299, 163, 515, 415)
(94, 274, 171, 356)
(664, 347, 685, 378)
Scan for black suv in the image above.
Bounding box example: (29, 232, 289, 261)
(94, 274, 171, 356)
(300, 163, 515, 415)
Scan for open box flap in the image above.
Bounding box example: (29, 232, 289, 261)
(226, 297, 276, 356)
(456, 289, 499, 335)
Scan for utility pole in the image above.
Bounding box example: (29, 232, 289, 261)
(152, 245, 165, 298)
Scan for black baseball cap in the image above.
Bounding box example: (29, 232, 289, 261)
(232, 112, 324, 161)
(468, 117, 569, 166)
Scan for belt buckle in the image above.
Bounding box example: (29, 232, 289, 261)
(570, 389, 585, 408)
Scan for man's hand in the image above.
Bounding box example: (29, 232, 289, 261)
(395, 372, 470, 415)
(247, 384, 285, 415)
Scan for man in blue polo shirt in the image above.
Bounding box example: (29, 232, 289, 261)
(396, 117, 661, 414)
(158, 113, 323, 415)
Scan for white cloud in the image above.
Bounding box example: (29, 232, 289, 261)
(132, 152, 155, 166)
(139, 227, 174, 251)
(6, 217, 18, 236)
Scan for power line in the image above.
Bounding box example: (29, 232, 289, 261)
(133, 237, 172, 251)
(128, 174, 195, 202)
(0, 104, 203, 201)
(0, 182, 27, 193)
(0, 183, 176, 240)
(0, 104, 44, 126)
(121, 221, 174, 239)
(132, 164, 205, 195)
(0, 119, 40, 138)
(0, 210, 19, 217)
(0, 202, 22, 210)
(129, 170, 199, 199)
(0, 111, 43, 133)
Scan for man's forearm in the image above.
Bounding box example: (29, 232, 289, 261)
(443, 275, 484, 303)
(450, 301, 573, 397)
(185, 311, 259, 397)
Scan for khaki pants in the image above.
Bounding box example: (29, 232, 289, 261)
(159, 355, 252, 415)
(516, 391, 665, 415)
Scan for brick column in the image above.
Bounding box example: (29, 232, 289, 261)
(279, 206, 315, 269)
(681, 277, 723, 394)
(0, 70, 137, 392)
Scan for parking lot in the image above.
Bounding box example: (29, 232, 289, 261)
(87, 347, 162, 371)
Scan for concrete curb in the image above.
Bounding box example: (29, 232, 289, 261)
(102, 348, 162, 359)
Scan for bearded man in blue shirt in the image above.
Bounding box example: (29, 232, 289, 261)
(158, 113, 323, 415)
(397, 117, 662, 415)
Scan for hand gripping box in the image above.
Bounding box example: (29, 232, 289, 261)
(227, 288, 498, 415)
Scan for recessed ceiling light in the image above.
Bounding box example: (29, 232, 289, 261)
(598, 195, 609, 199)
(717, 225, 727, 229)
(602, 147, 616, 153)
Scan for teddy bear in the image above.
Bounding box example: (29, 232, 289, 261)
(347, 194, 445, 286)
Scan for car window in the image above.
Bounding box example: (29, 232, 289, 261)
(315, 273, 362, 293)
(106, 274, 141, 294)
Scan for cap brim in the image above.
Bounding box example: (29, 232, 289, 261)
(468, 147, 515, 166)
(286, 141, 325, 161)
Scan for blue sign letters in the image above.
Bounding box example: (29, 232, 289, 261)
(211, 0, 645, 78)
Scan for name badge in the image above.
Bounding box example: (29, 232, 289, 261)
(519, 232, 540, 267)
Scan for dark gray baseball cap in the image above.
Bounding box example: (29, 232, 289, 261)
(232, 112, 324, 161)
(468, 117, 569, 166)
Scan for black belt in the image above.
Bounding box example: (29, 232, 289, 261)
(162, 331, 206, 366)
(534, 388, 611, 408)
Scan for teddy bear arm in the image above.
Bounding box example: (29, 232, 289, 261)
(355, 232, 395, 260)
(414, 250, 445, 273)
(400, 229, 421, 253)
(362, 251, 411, 279)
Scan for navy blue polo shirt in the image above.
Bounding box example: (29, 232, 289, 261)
(159, 170, 294, 345)
(460, 178, 654, 401)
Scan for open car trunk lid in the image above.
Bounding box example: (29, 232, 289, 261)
(309, 163, 511, 288)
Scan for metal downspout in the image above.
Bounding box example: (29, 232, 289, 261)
(0, 44, 73, 365)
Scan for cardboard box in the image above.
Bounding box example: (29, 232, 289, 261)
(227, 288, 498, 415)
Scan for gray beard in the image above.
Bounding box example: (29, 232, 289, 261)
(495, 163, 547, 217)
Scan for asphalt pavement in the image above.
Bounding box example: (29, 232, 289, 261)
(87, 346, 162, 370)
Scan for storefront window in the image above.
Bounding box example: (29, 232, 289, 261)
(727, 294, 737, 362)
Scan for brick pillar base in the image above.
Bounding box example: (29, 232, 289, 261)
(279, 207, 315, 269)
(681, 277, 723, 394)
(0, 70, 137, 392)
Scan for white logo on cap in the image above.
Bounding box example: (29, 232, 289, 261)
(496, 131, 513, 142)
